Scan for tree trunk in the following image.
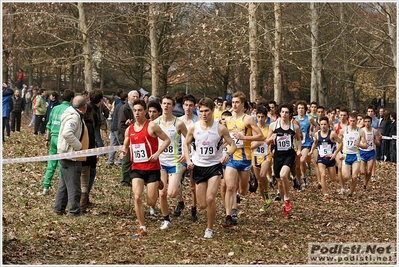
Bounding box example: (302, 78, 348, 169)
(149, 3, 159, 96)
(310, 3, 319, 104)
(69, 63, 74, 91)
(385, 2, 396, 110)
(273, 3, 282, 104)
(340, 3, 356, 110)
(78, 3, 93, 92)
(4, 4, 16, 84)
(248, 3, 259, 102)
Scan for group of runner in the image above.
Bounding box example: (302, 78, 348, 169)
(121, 92, 383, 239)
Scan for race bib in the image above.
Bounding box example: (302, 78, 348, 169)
(276, 134, 292, 151)
(319, 142, 332, 157)
(230, 132, 244, 148)
(254, 143, 268, 157)
(198, 141, 215, 159)
(131, 143, 148, 163)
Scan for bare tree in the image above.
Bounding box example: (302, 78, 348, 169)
(273, 3, 282, 104)
(248, 2, 259, 102)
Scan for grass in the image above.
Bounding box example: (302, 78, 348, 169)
(2, 116, 397, 264)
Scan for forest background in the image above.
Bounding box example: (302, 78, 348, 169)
(2, 2, 397, 111)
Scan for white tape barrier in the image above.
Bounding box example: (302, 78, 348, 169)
(2, 146, 123, 165)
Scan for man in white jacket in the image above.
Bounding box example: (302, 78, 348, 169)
(54, 96, 89, 217)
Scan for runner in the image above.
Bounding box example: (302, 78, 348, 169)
(176, 94, 198, 221)
(266, 103, 302, 217)
(184, 97, 236, 238)
(250, 106, 273, 212)
(157, 95, 187, 230)
(223, 91, 264, 227)
(120, 99, 171, 237)
(333, 107, 350, 194)
(338, 112, 368, 197)
(359, 115, 381, 189)
(309, 116, 342, 200)
(294, 100, 319, 187)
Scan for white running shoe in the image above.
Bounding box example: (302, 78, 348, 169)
(160, 220, 171, 230)
(204, 228, 213, 239)
(338, 188, 346, 195)
(42, 188, 50, 195)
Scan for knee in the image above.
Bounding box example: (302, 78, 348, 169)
(159, 189, 167, 199)
(226, 184, 235, 192)
(134, 194, 142, 204)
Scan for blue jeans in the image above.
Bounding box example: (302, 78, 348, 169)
(25, 102, 31, 117)
(106, 130, 122, 165)
(2, 117, 10, 139)
(54, 160, 82, 215)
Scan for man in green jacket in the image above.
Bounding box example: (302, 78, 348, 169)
(42, 89, 75, 195)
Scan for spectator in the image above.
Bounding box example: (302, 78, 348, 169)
(80, 103, 97, 213)
(28, 88, 38, 126)
(2, 83, 14, 142)
(172, 91, 185, 117)
(45, 92, 60, 122)
(34, 89, 47, 136)
(24, 85, 33, 118)
(17, 68, 24, 90)
(388, 112, 396, 163)
(43, 89, 75, 195)
(53, 96, 88, 217)
(88, 89, 105, 148)
(10, 89, 25, 133)
(380, 109, 392, 161)
(106, 91, 128, 166)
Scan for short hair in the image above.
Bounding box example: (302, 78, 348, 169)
(317, 106, 325, 111)
(367, 105, 375, 112)
(349, 112, 357, 119)
(89, 89, 103, 104)
(161, 94, 176, 106)
(310, 101, 318, 106)
(128, 90, 139, 97)
(278, 102, 293, 114)
(132, 99, 146, 110)
(50, 91, 59, 100)
(174, 91, 186, 104)
(268, 100, 277, 106)
(390, 112, 396, 121)
(116, 89, 124, 97)
(198, 97, 214, 110)
(72, 95, 87, 109)
(225, 101, 232, 108)
(62, 89, 75, 102)
(296, 100, 308, 111)
(363, 115, 372, 121)
(183, 94, 197, 105)
(319, 116, 329, 124)
(232, 91, 246, 103)
(147, 101, 162, 113)
(119, 91, 128, 101)
(221, 110, 232, 117)
(256, 107, 268, 116)
(340, 107, 349, 115)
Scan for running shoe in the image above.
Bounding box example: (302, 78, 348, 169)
(132, 228, 147, 238)
(173, 201, 185, 216)
(284, 199, 292, 212)
(160, 220, 171, 230)
(371, 176, 376, 182)
(222, 216, 234, 228)
(259, 198, 272, 212)
(204, 228, 213, 238)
